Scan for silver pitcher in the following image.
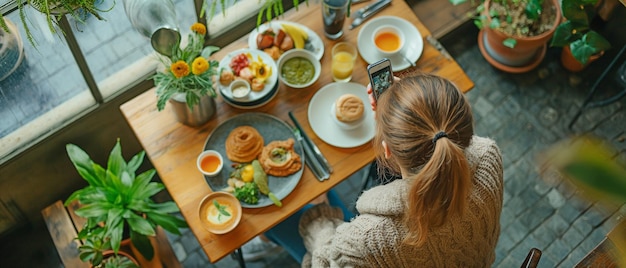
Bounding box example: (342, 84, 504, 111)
(169, 93, 216, 127)
(123, 0, 181, 56)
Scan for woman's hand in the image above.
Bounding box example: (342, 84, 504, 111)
(366, 76, 401, 111)
(367, 83, 377, 111)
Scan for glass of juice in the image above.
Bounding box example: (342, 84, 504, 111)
(322, 0, 349, 40)
(332, 42, 357, 82)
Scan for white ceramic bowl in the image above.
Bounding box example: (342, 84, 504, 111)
(372, 25, 405, 56)
(277, 49, 321, 88)
(198, 192, 242, 234)
(229, 79, 251, 100)
(330, 100, 365, 130)
(197, 150, 224, 177)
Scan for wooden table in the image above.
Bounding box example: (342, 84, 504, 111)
(120, 0, 473, 263)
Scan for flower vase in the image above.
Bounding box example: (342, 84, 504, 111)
(169, 93, 216, 127)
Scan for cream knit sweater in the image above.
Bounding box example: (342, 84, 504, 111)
(298, 136, 503, 267)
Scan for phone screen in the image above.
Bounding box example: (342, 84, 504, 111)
(368, 59, 393, 100)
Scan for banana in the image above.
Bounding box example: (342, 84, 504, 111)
(281, 23, 308, 49)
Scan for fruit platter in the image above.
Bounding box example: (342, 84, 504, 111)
(248, 21, 324, 61)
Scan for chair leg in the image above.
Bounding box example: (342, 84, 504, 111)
(521, 248, 542, 268)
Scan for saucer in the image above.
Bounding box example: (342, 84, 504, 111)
(357, 16, 424, 71)
(218, 48, 278, 103)
(308, 82, 375, 148)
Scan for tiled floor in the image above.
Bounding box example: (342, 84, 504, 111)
(2, 11, 626, 268)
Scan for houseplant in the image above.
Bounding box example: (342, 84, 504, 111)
(549, 0, 611, 72)
(0, 0, 113, 46)
(77, 226, 139, 268)
(151, 21, 220, 127)
(451, 0, 560, 73)
(64, 139, 188, 263)
(540, 136, 626, 266)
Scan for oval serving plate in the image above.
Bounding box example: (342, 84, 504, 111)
(247, 20, 324, 60)
(203, 113, 305, 208)
(217, 49, 278, 103)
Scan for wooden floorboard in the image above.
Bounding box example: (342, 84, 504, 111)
(406, 0, 477, 39)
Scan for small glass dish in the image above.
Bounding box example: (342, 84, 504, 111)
(229, 79, 251, 100)
(197, 150, 224, 177)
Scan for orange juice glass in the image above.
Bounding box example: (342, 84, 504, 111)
(332, 42, 357, 82)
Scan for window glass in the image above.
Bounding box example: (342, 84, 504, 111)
(0, 9, 93, 158)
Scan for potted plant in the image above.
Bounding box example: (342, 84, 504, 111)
(549, 0, 611, 72)
(151, 21, 221, 127)
(0, 0, 113, 46)
(451, 0, 561, 73)
(77, 226, 139, 268)
(65, 139, 188, 264)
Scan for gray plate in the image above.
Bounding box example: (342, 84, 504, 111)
(203, 113, 304, 208)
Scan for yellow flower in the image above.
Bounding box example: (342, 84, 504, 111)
(192, 57, 209, 75)
(171, 61, 190, 78)
(191, 23, 207, 35)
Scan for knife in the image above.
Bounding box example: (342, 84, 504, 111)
(294, 127, 329, 181)
(288, 112, 333, 174)
(350, 0, 392, 30)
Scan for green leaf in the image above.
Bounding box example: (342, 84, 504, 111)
(108, 220, 124, 254)
(66, 144, 103, 187)
(524, 0, 541, 20)
(489, 17, 500, 29)
(503, 38, 517, 48)
(550, 21, 577, 47)
(449, 0, 467, 5)
(130, 231, 154, 261)
(146, 212, 188, 235)
(126, 151, 145, 175)
(583, 31, 611, 54)
(562, 0, 591, 26)
(127, 213, 156, 236)
(148, 202, 181, 214)
(107, 139, 126, 178)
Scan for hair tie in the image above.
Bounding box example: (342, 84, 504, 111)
(432, 131, 448, 144)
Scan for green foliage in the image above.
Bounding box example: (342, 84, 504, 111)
(541, 136, 626, 204)
(202, 0, 314, 28)
(1, 0, 114, 47)
(65, 139, 188, 263)
(234, 182, 260, 204)
(450, 0, 547, 48)
(549, 0, 611, 65)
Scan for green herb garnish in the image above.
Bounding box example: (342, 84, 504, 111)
(213, 200, 231, 221)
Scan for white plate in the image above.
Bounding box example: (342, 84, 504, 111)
(308, 82, 375, 148)
(218, 49, 278, 103)
(357, 16, 424, 71)
(248, 21, 324, 60)
(221, 85, 279, 110)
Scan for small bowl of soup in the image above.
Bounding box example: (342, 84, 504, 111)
(198, 192, 242, 234)
(372, 25, 405, 56)
(277, 49, 321, 88)
(197, 150, 223, 177)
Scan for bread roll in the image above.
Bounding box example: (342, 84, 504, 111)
(335, 94, 364, 123)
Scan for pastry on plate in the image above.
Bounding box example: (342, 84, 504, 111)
(225, 126, 264, 163)
(335, 94, 364, 123)
(258, 138, 302, 177)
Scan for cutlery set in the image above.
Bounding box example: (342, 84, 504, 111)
(350, 0, 392, 29)
(288, 112, 333, 181)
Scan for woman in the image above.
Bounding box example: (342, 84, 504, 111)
(267, 73, 503, 267)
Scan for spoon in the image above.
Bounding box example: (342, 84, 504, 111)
(402, 53, 416, 67)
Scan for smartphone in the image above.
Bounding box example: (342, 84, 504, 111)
(367, 58, 393, 101)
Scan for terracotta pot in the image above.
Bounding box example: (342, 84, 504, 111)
(95, 250, 139, 268)
(479, 0, 561, 73)
(560, 45, 605, 72)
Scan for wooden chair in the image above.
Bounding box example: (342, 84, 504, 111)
(521, 248, 542, 268)
(42, 200, 181, 268)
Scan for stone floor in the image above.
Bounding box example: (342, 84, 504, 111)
(1, 18, 626, 268)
